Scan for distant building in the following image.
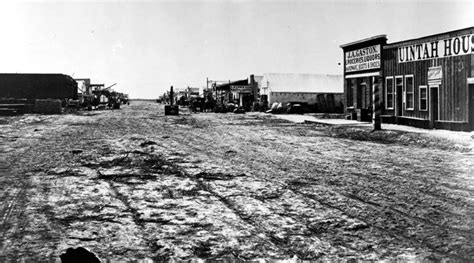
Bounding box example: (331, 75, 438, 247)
(175, 90, 187, 105)
(0, 73, 78, 103)
(261, 73, 343, 112)
(215, 79, 249, 106)
(185, 87, 200, 98)
(214, 75, 259, 111)
(75, 78, 92, 104)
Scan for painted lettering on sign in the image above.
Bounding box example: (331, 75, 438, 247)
(345, 45, 381, 73)
(231, 85, 251, 93)
(398, 34, 474, 63)
(428, 67, 442, 81)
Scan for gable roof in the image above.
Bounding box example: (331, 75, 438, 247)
(263, 73, 343, 93)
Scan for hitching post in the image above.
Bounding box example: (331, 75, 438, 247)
(372, 76, 382, 130)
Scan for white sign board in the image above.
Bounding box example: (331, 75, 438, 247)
(345, 44, 381, 73)
(398, 34, 474, 63)
(428, 67, 442, 81)
(231, 85, 251, 93)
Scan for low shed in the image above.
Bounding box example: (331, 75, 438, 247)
(262, 73, 343, 111)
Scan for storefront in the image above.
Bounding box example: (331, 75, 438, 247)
(231, 85, 253, 111)
(383, 27, 474, 131)
(214, 75, 259, 111)
(340, 35, 387, 122)
(214, 79, 248, 106)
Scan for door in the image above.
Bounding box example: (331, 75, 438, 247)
(429, 86, 439, 129)
(241, 93, 252, 111)
(469, 84, 474, 130)
(356, 85, 363, 109)
(396, 83, 403, 116)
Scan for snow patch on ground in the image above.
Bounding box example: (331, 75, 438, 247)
(268, 113, 474, 150)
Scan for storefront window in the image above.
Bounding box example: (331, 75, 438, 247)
(419, 86, 427, 111)
(405, 75, 414, 110)
(385, 77, 394, 109)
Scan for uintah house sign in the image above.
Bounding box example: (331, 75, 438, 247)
(398, 34, 474, 63)
(345, 44, 381, 73)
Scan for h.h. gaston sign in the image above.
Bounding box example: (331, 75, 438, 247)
(345, 44, 381, 73)
(398, 34, 474, 63)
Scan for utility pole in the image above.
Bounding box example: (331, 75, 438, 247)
(214, 82, 217, 103)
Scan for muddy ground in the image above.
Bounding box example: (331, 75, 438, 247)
(0, 101, 473, 261)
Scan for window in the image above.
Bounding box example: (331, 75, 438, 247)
(419, 86, 427, 111)
(405, 75, 414, 110)
(385, 77, 394, 109)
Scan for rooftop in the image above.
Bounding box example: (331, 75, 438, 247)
(263, 73, 343, 93)
(340, 35, 387, 49)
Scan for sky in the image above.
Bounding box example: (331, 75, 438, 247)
(0, 0, 472, 98)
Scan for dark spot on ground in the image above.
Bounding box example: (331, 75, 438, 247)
(60, 247, 101, 263)
(140, 140, 157, 147)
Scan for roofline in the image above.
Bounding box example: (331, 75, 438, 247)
(0, 73, 69, 75)
(263, 73, 342, 76)
(268, 91, 343, 94)
(385, 26, 474, 47)
(0, 73, 77, 83)
(215, 78, 248, 87)
(340, 35, 387, 48)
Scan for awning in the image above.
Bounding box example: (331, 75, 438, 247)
(345, 72, 380, 79)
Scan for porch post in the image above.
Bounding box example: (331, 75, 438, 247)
(372, 76, 382, 130)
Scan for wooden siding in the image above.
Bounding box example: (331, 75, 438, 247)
(343, 79, 348, 110)
(382, 28, 473, 122)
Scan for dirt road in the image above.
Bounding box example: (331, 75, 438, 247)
(1, 101, 473, 261)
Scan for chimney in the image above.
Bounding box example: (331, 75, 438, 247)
(249, 74, 258, 102)
(249, 74, 255, 84)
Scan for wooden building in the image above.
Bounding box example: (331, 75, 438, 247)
(383, 27, 474, 131)
(185, 87, 200, 98)
(214, 75, 259, 111)
(340, 36, 387, 122)
(0, 73, 78, 103)
(341, 27, 474, 131)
